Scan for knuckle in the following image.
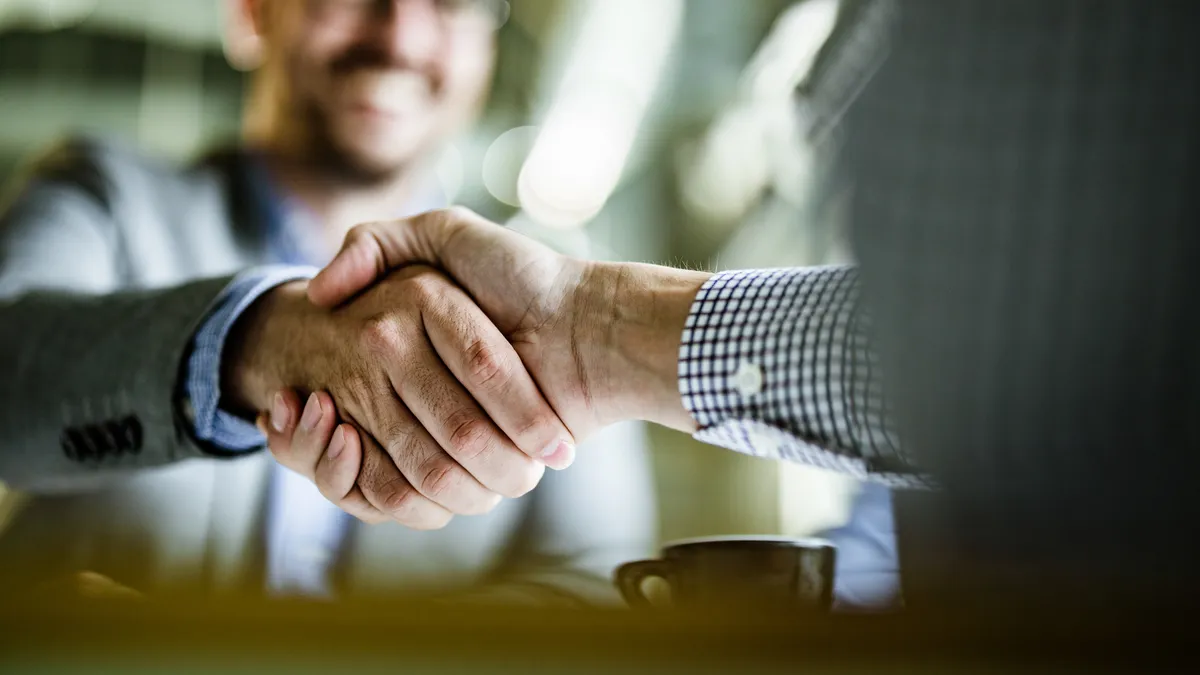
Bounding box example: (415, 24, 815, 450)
(376, 477, 422, 516)
(443, 205, 476, 222)
(464, 339, 516, 392)
(416, 456, 466, 502)
(403, 270, 444, 302)
(446, 414, 495, 462)
(512, 411, 555, 447)
(346, 222, 375, 245)
(359, 316, 404, 354)
(380, 420, 418, 456)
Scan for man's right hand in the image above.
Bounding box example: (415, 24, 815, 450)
(222, 264, 575, 528)
(307, 208, 711, 440)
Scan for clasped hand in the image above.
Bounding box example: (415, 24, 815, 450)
(226, 260, 572, 527)
(227, 208, 704, 529)
(225, 210, 594, 529)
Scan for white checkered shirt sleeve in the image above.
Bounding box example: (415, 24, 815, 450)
(678, 267, 931, 488)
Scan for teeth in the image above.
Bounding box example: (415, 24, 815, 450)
(354, 72, 429, 113)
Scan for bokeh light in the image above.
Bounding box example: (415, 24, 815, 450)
(481, 125, 539, 207)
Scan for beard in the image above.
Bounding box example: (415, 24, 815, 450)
(297, 101, 419, 187)
(288, 43, 439, 186)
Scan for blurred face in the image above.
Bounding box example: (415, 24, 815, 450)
(254, 0, 499, 178)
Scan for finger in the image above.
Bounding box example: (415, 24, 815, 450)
(341, 486, 390, 525)
(308, 221, 415, 308)
(271, 389, 303, 433)
(353, 422, 456, 530)
(267, 421, 384, 526)
(355, 382, 503, 515)
(424, 280, 576, 470)
(261, 389, 304, 467)
(315, 425, 389, 525)
(308, 209, 472, 308)
(261, 391, 389, 524)
(384, 328, 545, 499)
(311, 421, 354, 503)
(265, 391, 336, 478)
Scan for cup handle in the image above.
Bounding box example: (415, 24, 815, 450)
(615, 559, 672, 608)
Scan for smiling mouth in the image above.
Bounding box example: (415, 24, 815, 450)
(348, 102, 400, 119)
(343, 71, 433, 120)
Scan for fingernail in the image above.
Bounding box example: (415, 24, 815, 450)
(541, 440, 576, 471)
(328, 427, 346, 460)
(271, 392, 289, 433)
(538, 439, 561, 459)
(299, 393, 322, 431)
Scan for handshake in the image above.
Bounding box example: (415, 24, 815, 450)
(224, 208, 710, 529)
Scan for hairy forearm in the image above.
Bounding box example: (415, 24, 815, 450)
(579, 262, 710, 432)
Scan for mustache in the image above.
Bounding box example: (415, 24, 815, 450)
(330, 44, 405, 76)
(328, 46, 440, 95)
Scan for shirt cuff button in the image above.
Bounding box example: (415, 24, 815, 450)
(734, 362, 764, 397)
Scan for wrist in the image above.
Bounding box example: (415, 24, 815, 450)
(579, 262, 710, 431)
(221, 280, 316, 415)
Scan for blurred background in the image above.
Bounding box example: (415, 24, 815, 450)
(0, 0, 859, 545)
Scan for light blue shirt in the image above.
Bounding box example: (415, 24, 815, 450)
(187, 263, 348, 597)
(820, 482, 901, 611)
(184, 155, 440, 597)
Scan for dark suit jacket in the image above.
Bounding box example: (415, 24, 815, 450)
(809, 0, 1200, 604)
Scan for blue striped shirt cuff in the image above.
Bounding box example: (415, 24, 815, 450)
(186, 265, 319, 452)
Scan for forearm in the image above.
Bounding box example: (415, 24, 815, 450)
(593, 263, 926, 485)
(580, 262, 711, 432)
(0, 277, 235, 490)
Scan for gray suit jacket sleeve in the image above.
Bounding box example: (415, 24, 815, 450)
(0, 142, 236, 491)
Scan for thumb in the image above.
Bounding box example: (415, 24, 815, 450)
(308, 221, 400, 308)
(309, 209, 471, 308)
